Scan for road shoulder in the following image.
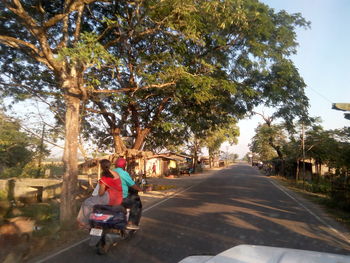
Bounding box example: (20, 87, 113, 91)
(268, 175, 350, 245)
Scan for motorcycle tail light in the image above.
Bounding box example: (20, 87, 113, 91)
(90, 213, 113, 222)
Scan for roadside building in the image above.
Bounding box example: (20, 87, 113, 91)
(147, 152, 192, 177)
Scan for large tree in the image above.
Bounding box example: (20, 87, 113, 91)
(203, 122, 240, 167)
(0, 0, 309, 224)
(250, 123, 286, 161)
(0, 0, 121, 224)
(84, 0, 309, 154)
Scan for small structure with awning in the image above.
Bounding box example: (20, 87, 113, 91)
(147, 153, 192, 177)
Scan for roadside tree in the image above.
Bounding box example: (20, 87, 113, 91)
(78, 0, 311, 159)
(0, 0, 309, 224)
(250, 123, 286, 161)
(203, 122, 240, 168)
(0, 111, 44, 177)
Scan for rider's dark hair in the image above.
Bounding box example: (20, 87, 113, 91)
(100, 159, 113, 178)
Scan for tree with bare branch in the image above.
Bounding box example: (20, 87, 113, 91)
(0, 0, 310, 225)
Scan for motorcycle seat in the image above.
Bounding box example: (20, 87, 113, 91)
(92, 204, 126, 214)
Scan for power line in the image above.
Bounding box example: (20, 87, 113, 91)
(308, 86, 333, 103)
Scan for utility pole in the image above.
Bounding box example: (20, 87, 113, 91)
(301, 123, 306, 184)
(37, 124, 46, 178)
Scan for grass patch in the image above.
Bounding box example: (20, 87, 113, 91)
(20, 202, 59, 222)
(8, 198, 88, 261)
(272, 176, 350, 229)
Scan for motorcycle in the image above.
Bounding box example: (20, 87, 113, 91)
(88, 190, 140, 255)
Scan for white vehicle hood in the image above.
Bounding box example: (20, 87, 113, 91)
(178, 245, 350, 263)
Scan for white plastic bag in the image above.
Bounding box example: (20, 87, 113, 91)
(92, 183, 100, 196)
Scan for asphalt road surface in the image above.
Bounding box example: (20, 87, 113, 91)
(36, 163, 350, 263)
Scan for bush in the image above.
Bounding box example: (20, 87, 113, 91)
(20, 162, 43, 178)
(0, 167, 23, 178)
(20, 202, 59, 222)
(330, 178, 350, 211)
(43, 163, 64, 177)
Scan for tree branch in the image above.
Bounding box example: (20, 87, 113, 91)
(0, 81, 65, 124)
(20, 125, 64, 149)
(0, 36, 53, 69)
(43, 0, 102, 28)
(148, 97, 171, 128)
(0, 35, 40, 54)
(252, 111, 274, 126)
(92, 82, 176, 94)
(86, 100, 117, 129)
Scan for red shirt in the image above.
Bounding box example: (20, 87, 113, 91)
(99, 176, 123, 205)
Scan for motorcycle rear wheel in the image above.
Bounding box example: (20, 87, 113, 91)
(96, 238, 111, 255)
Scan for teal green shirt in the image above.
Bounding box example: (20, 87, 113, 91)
(114, 167, 135, 198)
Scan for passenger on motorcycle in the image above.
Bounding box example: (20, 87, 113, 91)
(77, 159, 123, 229)
(114, 158, 143, 230)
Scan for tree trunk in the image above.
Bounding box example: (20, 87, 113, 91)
(269, 139, 285, 176)
(296, 158, 300, 181)
(112, 128, 127, 154)
(133, 128, 150, 150)
(60, 93, 80, 226)
(192, 138, 199, 172)
(209, 149, 213, 168)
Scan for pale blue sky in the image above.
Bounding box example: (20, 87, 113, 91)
(233, 0, 350, 158)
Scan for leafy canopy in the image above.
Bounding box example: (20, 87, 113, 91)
(0, 0, 310, 155)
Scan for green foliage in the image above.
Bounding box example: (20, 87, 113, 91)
(42, 163, 64, 178)
(19, 162, 43, 178)
(250, 123, 285, 161)
(58, 32, 119, 70)
(295, 179, 332, 195)
(0, 112, 36, 175)
(74, 0, 310, 153)
(0, 0, 310, 152)
(252, 120, 350, 174)
(20, 202, 59, 222)
(203, 121, 240, 160)
(0, 167, 24, 178)
(303, 127, 350, 172)
(144, 121, 188, 153)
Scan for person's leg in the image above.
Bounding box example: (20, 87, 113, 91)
(122, 195, 142, 229)
(129, 195, 142, 225)
(77, 194, 109, 227)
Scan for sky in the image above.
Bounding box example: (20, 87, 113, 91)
(231, 0, 350, 158)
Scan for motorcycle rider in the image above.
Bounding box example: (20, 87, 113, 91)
(77, 159, 123, 229)
(114, 158, 143, 230)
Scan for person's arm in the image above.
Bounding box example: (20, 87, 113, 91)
(123, 171, 145, 192)
(98, 181, 107, 196)
(131, 184, 143, 192)
(109, 169, 120, 179)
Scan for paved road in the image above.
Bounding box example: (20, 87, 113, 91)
(37, 163, 350, 263)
